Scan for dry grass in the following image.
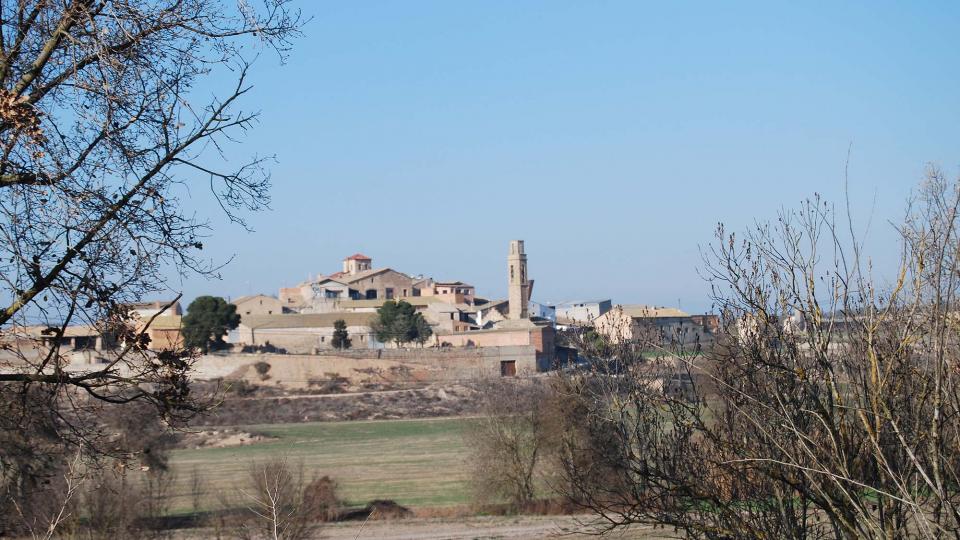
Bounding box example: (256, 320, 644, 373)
(166, 417, 476, 514)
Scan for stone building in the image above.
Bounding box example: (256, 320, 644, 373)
(277, 252, 481, 315)
(555, 299, 612, 325)
(232, 312, 379, 353)
(417, 280, 476, 305)
(528, 300, 556, 322)
(19, 325, 112, 351)
(142, 316, 184, 349)
(476, 300, 509, 328)
(593, 305, 709, 345)
(437, 318, 556, 370)
(232, 294, 285, 316)
(338, 268, 420, 301)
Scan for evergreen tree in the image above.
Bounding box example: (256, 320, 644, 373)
(182, 296, 241, 353)
(414, 315, 433, 347)
(331, 319, 352, 350)
(372, 300, 432, 347)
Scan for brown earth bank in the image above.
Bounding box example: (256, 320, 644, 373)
(190, 381, 486, 426)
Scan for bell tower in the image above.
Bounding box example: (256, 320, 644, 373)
(508, 240, 533, 319)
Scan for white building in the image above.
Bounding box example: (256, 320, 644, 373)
(528, 300, 556, 322)
(555, 299, 612, 325)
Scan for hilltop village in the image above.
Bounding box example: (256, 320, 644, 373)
(241, 241, 714, 361)
(22, 240, 718, 378)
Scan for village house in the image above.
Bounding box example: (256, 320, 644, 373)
(475, 300, 509, 328)
(14, 324, 113, 352)
(417, 280, 476, 305)
(126, 299, 184, 350)
(528, 300, 556, 322)
(280, 253, 477, 313)
(593, 305, 710, 345)
(231, 294, 285, 316)
(426, 302, 478, 332)
(338, 267, 421, 301)
(555, 299, 612, 325)
(143, 315, 184, 349)
(231, 312, 379, 353)
(436, 318, 556, 369)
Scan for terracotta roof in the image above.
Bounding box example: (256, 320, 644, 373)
(344, 253, 372, 261)
(239, 312, 376, 330)
(339, 267, 403, 283)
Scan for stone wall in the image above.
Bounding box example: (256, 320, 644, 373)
(193, 345, 539, 388)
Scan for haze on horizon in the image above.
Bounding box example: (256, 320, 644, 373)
(170, 1, 960, 313)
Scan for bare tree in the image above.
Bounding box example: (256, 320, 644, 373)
(237, 457, 324, 540)
(465, 379, 555, 511)
(11, 444, 84, 540)
(0, 0, 301, 527)
(557, 168, 960, 539)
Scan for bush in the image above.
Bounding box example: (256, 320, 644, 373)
(253, 361, 271, 380)
(302, 476, 342, 521)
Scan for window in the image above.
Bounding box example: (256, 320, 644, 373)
(500, 360, 517, 377)
(402, 289, 407, 297)
(386, 288, 394, 299)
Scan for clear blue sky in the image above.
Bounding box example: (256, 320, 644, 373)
(170, 1, 960, 313)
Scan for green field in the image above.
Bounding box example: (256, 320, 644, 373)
(167, 417, 476, 513)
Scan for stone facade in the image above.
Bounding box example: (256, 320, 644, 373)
(192, 345, 539, 385)
(232, 294, 284, 316)
(339, 268, 420, 301)
(593, 305, 710, 345)
(418, 280, 476, 305)
(232, 312, 378, 353)
(437, 319, 555, 369)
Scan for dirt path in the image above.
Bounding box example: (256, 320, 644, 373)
(315, 515, 668, 540)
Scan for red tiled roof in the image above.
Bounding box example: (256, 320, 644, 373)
(344, 253, 371, 261)
(327, 271, 346, 279)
